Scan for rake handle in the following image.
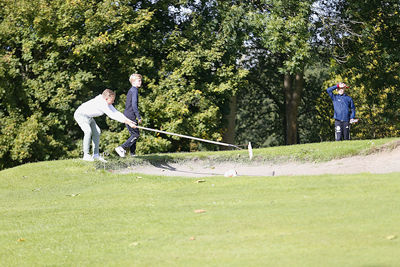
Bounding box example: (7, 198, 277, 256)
(135, 125, 240, 149)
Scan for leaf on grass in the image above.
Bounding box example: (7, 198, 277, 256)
(189, 236, 196, 240)
(66, 193, 80, 197)
(386, 235, 397, 240)
(136, 176, 143, 179)
(17, 238, 25, 242)
(195, 179, 205, 183)
(194, 209, 206, 213)
(129, 242, 139, 247)
(32, 188, 41, 192)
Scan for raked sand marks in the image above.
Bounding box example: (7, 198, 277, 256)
(117, 145, 400, 177)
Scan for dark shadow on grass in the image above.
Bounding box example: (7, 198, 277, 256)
(134, 155, 224, 176)
(96, 154, 226, 176)
(95, 154, 175, 170)
(149, 161, 223, 176)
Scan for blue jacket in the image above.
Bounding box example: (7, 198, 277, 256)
(327, 85, 355, 122)
(124, 86, 141, 121)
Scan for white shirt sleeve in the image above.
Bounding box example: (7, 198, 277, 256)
(103, 104, 129, 123)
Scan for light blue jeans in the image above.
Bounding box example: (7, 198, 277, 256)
(74, 111, 101, 156)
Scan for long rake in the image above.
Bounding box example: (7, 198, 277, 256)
(135, 125, 253, 160)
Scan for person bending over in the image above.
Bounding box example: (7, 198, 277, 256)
(74, 89, 136, 162)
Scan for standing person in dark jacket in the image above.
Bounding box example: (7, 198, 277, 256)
(115, 74, 142, 157)
(327, 82, 357, 141)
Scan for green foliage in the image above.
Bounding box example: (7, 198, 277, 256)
(320, 1, 400, 139)
(239, 0, 399, 146)
(0, 0, 398, 170)
(299, 62, 332, 142)
(140, 1, 249, 151)
(235, 52, 285, 148)
(11, 114, 64, 162)
(250, 0, 313, 74)
(0, 0, 250, 168)
(0, 0, 160, 168)
(244, 0, 316, 145)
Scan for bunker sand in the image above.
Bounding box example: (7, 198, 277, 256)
(119, 146, 400, 177)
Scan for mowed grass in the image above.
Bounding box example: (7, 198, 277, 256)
(1, 139, 400, 266)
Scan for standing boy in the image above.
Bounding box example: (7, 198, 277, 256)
(74, 89, 136, 162)
(115, 74, 142, 157)
(327, 82, 357, 141)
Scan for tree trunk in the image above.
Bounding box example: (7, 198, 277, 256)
(284, 72, 303, 145)
(222, 95, 237, 148)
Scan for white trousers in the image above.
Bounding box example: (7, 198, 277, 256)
(74, 110, 101, 155)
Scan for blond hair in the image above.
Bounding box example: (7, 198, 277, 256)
(129, 73, 142, 85)
(102, 89, 115, 98)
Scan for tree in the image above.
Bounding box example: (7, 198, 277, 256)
(315, 0, 400, 139)
(248, 0, 314, 145)
(136, 0, 249, 152)
(0, 0, 156, 169)
(0, 0, 249, 169)
(235, 49, 285, 147)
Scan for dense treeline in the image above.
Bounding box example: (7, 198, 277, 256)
(1, 0, 399, 169)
